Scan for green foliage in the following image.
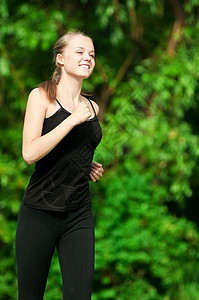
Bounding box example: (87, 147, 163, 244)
(1, 0, 199, 299)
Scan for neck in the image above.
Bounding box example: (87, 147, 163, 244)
(56, 72, 83, 106)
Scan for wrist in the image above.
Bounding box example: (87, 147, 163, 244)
(68, 114, 78, 127)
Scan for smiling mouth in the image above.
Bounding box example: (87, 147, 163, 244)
(79, 64, 90, 69)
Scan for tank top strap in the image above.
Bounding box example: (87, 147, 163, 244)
(87, 99, 96, 116)
(56, 99, 64, 109)
(56, 98, 96, 116)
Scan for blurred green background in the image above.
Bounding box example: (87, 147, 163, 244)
(0, 0, 199, 299)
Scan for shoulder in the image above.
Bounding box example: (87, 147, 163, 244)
(89, 99, 100, 116)
(81, 95, 100, 116)
(28, 87, 49, 102)
(26, 87, 50, 112)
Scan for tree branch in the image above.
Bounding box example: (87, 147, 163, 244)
(112, 48, 137, 90)
(167, 0, 185, 57)
(168, 0, 185, 23)
(128, 7, 146, 52)
(95, 58, 108, 84)
(167, 20, 184, 57)
(112, 0, 120, 23)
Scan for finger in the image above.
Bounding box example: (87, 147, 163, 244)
(89, 173, 96, 182)
(92, 169, 103, 177)
(90, 163, 103, 170)
(90, 165, 103, 173)
(90, 171, 100, 180)
(89, 177, 95, 182)
(90, 168, 100, 176)
(90, 166, 104, 173)
(89, 172, 95, 181)
(91, 161, 103, 167)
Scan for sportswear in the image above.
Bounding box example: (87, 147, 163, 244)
(15, 201, 95, 300)
(22, 98, 102, 212)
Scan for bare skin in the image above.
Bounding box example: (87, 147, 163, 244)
(22, 34, 104, 182)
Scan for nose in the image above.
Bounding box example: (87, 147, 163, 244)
(82, 52, 91, 61)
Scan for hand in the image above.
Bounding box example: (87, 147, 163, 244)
(89, 161, 104, 182)
(71, 100, 92, 125)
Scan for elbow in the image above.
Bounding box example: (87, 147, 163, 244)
(23, 156, 34, 165)
(22, 150, 35, 165)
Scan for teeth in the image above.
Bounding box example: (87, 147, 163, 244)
(80, 65, 89, 69)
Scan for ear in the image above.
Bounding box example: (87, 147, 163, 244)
(56, 53, 64, 66)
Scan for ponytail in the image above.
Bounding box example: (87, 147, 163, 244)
(38, 64, 62, 101)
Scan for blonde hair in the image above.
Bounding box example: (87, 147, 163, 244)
(38, 30, 94, 101)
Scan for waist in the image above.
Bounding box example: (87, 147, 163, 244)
(22, 161, 92, 212)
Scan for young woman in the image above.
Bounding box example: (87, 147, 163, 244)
(15, 30, 104, 300)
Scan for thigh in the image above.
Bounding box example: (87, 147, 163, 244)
(57, 204, 95, 300)
(15, 203, 56, 300)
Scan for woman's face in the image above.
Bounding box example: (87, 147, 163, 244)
(57, 35, 95, 79)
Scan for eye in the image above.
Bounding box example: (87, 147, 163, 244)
(90, 54, 95, 58)
(77, 51, 83, 54)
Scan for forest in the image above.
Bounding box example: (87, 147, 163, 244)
(0, 0, 199, 299)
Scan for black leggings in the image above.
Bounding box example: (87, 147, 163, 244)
(15, 201, 95, 300)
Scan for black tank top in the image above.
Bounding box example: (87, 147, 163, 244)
(22, 98, 103, 212)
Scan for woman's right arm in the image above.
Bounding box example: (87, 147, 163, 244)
(22, 88, 91, 165)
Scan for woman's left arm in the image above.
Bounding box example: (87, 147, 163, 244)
(89, 101, 104, 182)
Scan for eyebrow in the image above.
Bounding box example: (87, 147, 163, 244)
(74, 47, 95, 53)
